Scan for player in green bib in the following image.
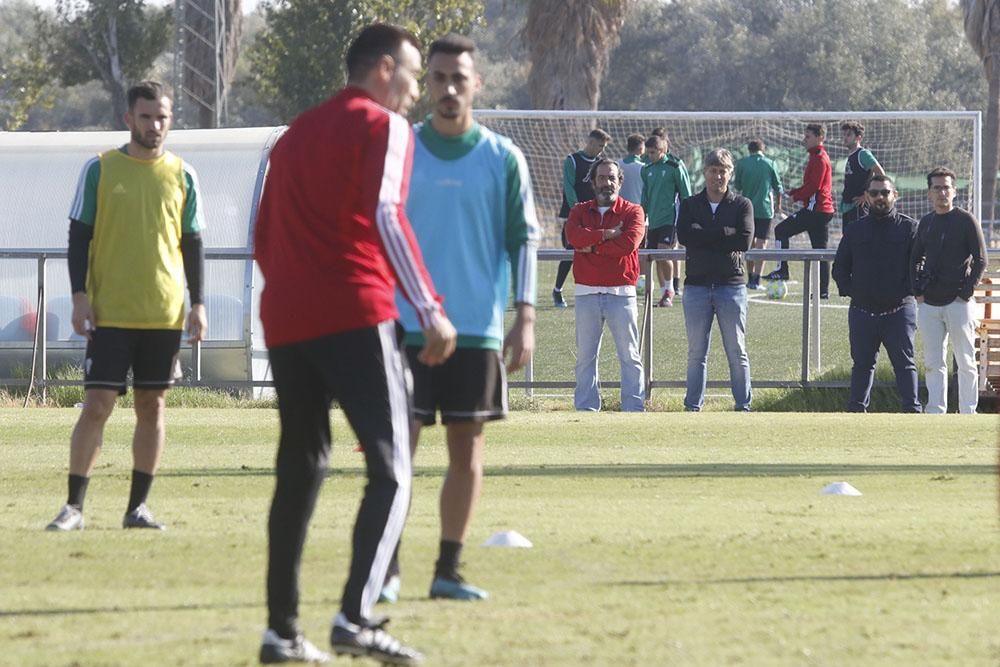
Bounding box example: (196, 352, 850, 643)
(733, 139, 783, 290)
(46, 81, 207, 533)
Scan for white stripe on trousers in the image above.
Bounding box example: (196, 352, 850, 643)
(359, 320, 413, 617)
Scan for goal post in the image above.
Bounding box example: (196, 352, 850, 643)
(472, 110, 982, 247)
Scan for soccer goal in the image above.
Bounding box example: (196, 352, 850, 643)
(472, 110, 981, 247)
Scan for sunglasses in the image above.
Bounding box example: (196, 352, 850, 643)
(867, 189, 892, 197)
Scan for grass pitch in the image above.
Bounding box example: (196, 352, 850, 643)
(1, 408, 998, 666)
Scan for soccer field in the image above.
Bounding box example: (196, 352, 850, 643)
(1, 408, 998, 666)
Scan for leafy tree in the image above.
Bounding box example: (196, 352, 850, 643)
(0, 3, 54, 130)
(249, 0, 484, 122)
(46, 0, 172, 129)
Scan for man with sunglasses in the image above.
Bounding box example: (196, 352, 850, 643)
(832, 174, 921, 413)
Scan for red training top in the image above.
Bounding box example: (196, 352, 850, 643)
(564, 196, 645, 287)
(788, 144, 834, 213)
(254, 86, 443, 347)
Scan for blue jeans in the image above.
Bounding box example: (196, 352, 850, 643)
(574, 293, 645, 411)
(848, 302, 921, 413)
(682, 284, 752, 411)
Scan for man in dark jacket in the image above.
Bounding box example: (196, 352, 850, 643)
(832, 174, 921, 413)
(911, 167, 987, 414)
(677, 148, 754, 411)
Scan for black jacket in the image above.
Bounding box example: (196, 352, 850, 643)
(832, 208, 917, 313)
(676, 189, 753, 287)
(910, 208, 987, 306)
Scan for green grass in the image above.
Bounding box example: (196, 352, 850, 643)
(2, 409, 998, 666)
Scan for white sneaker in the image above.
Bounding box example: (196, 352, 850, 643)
(259, 629, 330, 664)
(46, 504, 84, 531)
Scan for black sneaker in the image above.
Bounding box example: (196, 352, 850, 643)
(122, 503, 166, 530)
(765, 269, 789, 281)
(552, 289, 567, 308)
(330, 613, 423, 665)
(259, 629, 330, 664)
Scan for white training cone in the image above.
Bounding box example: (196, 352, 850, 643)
(483, 530, 533, 548)
(820, 481, 863, 496)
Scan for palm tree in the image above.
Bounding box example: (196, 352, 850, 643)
(962, 0, 1000, 219)
(523, 0, 629, 110)
(179, 0, 242, 127)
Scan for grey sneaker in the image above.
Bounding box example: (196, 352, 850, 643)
(259, 629, 330, 664)
(122, 503, 166, 530)
(46, 504, 84, 531)
(330, 613, 423, 665)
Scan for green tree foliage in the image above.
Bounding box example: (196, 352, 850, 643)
(45, 0, 172, 129)
(248, 0, 484, 122)
(602, 0, 983, 113)
(0, 3, 54, 130)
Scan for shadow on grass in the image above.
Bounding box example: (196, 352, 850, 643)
(607, 570, 1000, 587)
(159, 463, 997, 479)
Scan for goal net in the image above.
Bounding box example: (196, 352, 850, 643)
(473, 110, 981, 249)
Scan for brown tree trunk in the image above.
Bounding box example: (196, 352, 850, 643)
(985, 58, 999, 221)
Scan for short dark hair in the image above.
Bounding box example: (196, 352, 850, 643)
(127, 81, 172, 110)
(748, 139, 764, 153)
(840, 121, 865, 136)
(867, 173, 894, 189)
(805, 123, 826, 140)
(626, 133, 645, 152)
(645, 135, 666, 151)
(346, 23, 421, 81)
(588, 157, 620, 183)
(429, 33, 476, 60)
(650, 127, 667, 139)
(589, 128, 611, 142)
(927, 167, 957, 188)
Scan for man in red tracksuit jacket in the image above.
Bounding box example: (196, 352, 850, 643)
(565, 158, 646, 412)
(254, 23, 456, 666)
(767, 122, 835, 297)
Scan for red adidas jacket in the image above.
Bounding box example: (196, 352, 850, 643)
(254, 87, 443, 347)
(788, 144, 834, 213)
(564, 196, 645, 287)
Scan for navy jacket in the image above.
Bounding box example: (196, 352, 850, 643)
(676, 188, 754, 287)
(832, 208, 918, 313)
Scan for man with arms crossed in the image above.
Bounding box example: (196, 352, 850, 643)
(386, 34, 539, 602)
(840, 121, 885, 228)
(254, 24, 456, 665)
(47, 80, 207, 533)
(677, 149, 754, 412)
(566, 158, 645, 412)
(912, 167, 987, 413)
(767, 123, 835, 298)
(733, 138, 782, 290)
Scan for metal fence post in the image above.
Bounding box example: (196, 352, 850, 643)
(811, 259, 822, 372)
(801, 259, 811, 386)
(38, 256, 47, 403)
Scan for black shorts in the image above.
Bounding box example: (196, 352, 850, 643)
(84, 327, 182, 395)
(646, 225, 676, 249)
(406, 346, 507, 426)
(753, 217, 773, 240)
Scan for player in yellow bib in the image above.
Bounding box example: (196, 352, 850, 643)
(46, 81, 207, 532)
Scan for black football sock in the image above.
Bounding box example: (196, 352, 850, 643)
(434, 540, 463, 580)
(67, 474, 89, 511)
(554, 261, 573, 290)
(127, 470, 154, 513)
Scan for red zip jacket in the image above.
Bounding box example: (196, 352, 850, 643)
(254, 87, 443, 347)
(564, 196, 645, 287)
(788, 144, 834, 213)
